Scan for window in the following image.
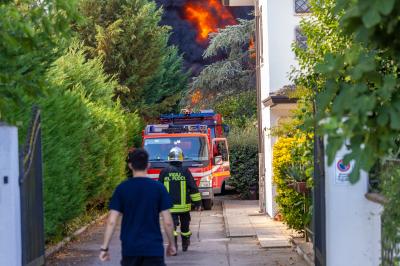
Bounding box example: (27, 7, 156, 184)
(295, 26, 307, 50)
(144, 137, 209, 161)
(294, 0, 310, 13)
(213, 140, 229, 161)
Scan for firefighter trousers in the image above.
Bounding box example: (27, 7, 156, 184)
(172, 212, 191, 239)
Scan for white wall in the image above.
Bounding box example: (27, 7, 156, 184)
(0, 125, 22, 266)
(260, 0, 300, 96)
(263, 106, 297, 217)
(262, 106, 274, 216)
(259, 0, 301, 217)
(325, 144, 383, 266)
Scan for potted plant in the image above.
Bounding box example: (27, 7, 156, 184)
(283, 163, 310, 194)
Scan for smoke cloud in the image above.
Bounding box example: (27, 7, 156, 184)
(155, 0, 253, 75)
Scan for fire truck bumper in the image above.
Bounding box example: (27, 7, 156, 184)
(199, 188, 214, 200)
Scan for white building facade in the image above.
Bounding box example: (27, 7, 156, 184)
(226, 0, 303, 217)
(224, 1, 384, 265)
(258, 0, 303, 217)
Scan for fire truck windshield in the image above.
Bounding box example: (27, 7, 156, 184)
(144, 137, 209, 162)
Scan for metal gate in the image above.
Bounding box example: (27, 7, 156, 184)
(313, 134, 326, 266)
(19, 107, 45, 266)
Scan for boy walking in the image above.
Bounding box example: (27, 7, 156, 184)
(99, 149, 176, 266)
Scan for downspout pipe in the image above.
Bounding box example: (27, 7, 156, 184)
(255, 0, 265, 213)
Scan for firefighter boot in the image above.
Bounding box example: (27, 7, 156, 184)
(182, 236, 191, 252)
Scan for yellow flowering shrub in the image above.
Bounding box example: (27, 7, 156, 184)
(273, 135, 312, 231)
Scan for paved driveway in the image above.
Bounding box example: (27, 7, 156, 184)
(48, 196, 307, 266)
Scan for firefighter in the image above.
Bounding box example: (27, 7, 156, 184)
(159, 147, 202, 253)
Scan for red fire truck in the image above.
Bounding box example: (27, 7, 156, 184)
(142, 110, 230, 210)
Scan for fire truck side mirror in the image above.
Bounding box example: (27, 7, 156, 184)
(223, 124, 230, 136)
(214, 155, 223, 165)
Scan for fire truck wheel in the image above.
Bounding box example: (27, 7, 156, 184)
(220, 182, 226, 195)
(202, 199, 213, 210)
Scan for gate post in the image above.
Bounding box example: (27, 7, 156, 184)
(324, 141, 383, 266)
(0, 124, 22, 266)
(313, 135, 326, 266)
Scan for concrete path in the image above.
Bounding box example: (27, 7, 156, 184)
(223, 200, 293, 248)
(48, 196, 307, 266)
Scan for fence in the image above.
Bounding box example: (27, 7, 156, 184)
(19, 107, 45, 266)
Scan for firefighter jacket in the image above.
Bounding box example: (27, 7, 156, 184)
(159, 165, 202, 213)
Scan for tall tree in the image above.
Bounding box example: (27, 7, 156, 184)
(141, 46, 189, 119)
(0, 0, 79, 121)
(189, 18, 255, 107)
(76, 0, 172, 111)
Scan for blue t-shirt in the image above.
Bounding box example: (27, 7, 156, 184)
(109, 177, 173, 257)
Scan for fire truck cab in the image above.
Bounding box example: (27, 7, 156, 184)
(142, 110, 230, 210)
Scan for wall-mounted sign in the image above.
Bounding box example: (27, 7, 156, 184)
(335, 158, 352, 185)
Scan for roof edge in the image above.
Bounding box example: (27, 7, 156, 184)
(262, 95, 298, 107)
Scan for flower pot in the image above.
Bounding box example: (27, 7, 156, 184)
(287, 182, 296, 190)
(274, 213, 283, 221)
(294, 181, 308, 193)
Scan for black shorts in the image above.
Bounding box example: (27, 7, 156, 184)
(121, 256, 165, 266)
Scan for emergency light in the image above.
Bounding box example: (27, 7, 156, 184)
(145, 124, 208, 135)
(160, 110, 216, 120)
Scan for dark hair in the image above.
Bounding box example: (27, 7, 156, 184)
(128, 148, 149, 171)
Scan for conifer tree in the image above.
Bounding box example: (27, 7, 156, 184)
(189, 18, 255, 106)
(142, 46, 189, 119)
(77, 0, 171, 111)
(0, 0, 79, 120)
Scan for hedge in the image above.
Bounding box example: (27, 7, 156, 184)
(81, 102, 141, 207)
(227, 126, 259, 199)
(5, 45, 142, 239)
(42, 46, 143, 238)
(40, 90, 90, 236)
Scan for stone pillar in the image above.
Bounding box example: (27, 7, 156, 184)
(324, 142, 383, 266)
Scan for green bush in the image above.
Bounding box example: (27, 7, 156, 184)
(0, 0, 79, 121)
(379, 161, 400, 265)
(80, 103, 128, 206)
(273, 135, 312, 232)
(227, 126, 259, 199)
(38, 45, 141, 238)
(3, 41, 145, 239)
(47, 43, 141, 207)
(214, 91, 256, 129)
(40, 90, 90, 237)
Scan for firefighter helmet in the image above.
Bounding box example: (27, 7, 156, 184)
(168, 147, 184, 162)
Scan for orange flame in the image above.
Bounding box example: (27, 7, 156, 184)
(184, 0, 236, 43)
(249, 38, 256, 59)
(191, 90, 202, 105)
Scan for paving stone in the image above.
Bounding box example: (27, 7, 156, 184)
(223, 200, 298, 249)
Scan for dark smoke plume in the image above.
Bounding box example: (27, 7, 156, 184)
(155, 0, 253, 75)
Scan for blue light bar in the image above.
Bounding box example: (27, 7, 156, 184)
(160, 111, 216, 120)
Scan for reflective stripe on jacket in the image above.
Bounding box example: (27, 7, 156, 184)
(159, 165, 201, 213)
